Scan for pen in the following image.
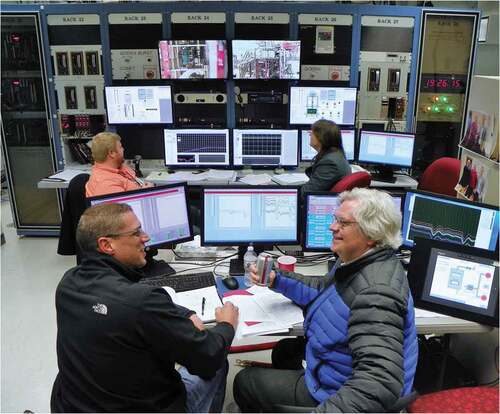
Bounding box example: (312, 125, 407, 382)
(201, 297, 206, 316)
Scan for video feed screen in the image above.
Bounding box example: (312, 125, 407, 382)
(105, 86, 173, 124)
(289, 86, 357, 125)
(232, 40, 301, 80)
(159, 40, 227, 79)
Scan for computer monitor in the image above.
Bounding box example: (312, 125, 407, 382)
(232, 129, 299, 168)
(358, 130, 415, 182)
(289, 86, 357, 126)
(303, 192, 404, 251)
(88, 183, 193, 249)
(300, 129, 355, 162)
(232, 40, 301, 80)
(105, 85, 173, 124)
(158, 40, 228, 79)
(402, 190, 499, 252)
(201, 186, 300, 246)
(408, 238, 498, 327)
(164, 129, 230, 167)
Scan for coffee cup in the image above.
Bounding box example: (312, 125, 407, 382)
(277, 255, 297, 272)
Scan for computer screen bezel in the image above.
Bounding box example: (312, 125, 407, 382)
(163, 128, 231, 168)
(158, 40, 228, 80)
(357, 129, 416, 169)
(201, 184, 301, 246)
(86, 183, 194, 249)
(299, 128, 356, 162)
(232, 128, 299, 169)
(231, 40, 301, 80)
(302, 190, 406, 252)
(401, 189, 500, 253)
(288, 85, 358, 126)
(408, 238, 499, 327)
(104, 85, 174, 125)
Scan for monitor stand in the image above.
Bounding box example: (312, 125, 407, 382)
(140, 248, 176, 278)
(370, 166, 397, 183)
(229, 245, 273, 276)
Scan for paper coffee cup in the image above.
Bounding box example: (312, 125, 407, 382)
(277, 255, 297, 272)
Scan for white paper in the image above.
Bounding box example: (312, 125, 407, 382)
(206, 169, 237, 180)
(238, 174, 273, 185)
(271, 173, 309, 185)
(165, 285, 222, 323)
(415, 308, 449, 318)
(44, 168, 89, 182)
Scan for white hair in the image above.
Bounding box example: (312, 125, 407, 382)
(339, 188, 402, 250)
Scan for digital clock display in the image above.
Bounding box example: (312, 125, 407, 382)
(421, 74, 467, 93)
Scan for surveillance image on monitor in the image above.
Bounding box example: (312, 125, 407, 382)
(232, 40, 301, 80)
(233, 129, 299, 167)
(289, 86, 357, 125)
(105, 85, 173, 124)
(300, 129, 355, 161)
(358, 130, 415, 168)
(402, 190, 500, 252)
(202, 186, 299, 245)
(159, 40, 228, 79)
(164, 129, 230, 167)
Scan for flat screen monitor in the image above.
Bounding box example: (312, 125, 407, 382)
(358, 130, 415, 168)
(105, 85, 173, 125)
(233, 129, 299, 167)
(232, 40, 301, 80)
(158, 40, 228, 79)
(408, 238, 498, 327)
(289, 86, 357, 126)
(202, 186, 300, 246)
(402, 190, 499, 252)
(164, 129, 230, 167)
(303, 192, 404, 251)
(88, 183, 193, 249)
(300, 129, 355, 162)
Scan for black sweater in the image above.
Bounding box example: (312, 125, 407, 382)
(51, 253, 234, 413)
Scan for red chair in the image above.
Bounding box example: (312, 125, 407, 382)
(330, 171, 371, 192)
(417, 157, 461, 197)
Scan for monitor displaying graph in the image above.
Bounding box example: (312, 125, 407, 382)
(402, 190, 499, 251)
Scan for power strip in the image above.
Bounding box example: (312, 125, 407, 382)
(283, 250, 304, 257)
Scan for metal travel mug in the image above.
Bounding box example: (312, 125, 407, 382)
(256, 253, 274, 286)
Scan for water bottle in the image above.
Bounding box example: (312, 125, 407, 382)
(243, 245, 258, 287)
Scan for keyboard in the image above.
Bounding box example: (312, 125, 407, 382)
(139, 271, 215, 292)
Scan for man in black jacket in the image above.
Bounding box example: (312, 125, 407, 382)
(51, 203, 238, 413)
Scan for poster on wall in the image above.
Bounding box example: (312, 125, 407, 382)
(455, 151, 493, 203)
(460, 109, 499, 162)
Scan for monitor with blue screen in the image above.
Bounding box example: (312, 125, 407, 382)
(300, 129, 355, 162)
(303, 192, 404, 251)
(402, 190, 499, 252)
(201, 186, 300, 246)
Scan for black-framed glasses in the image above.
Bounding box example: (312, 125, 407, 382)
(332, 215, 357, 229)
(105, 225, 145, 238)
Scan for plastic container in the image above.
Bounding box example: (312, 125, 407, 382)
(243, 245, 258, 287)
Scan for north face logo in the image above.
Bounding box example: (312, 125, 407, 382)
(92, 303, 108, 315)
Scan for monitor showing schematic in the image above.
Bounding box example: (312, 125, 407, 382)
(164, 129, 230, 167)
(289, 86, 357, 125)
(105, 85, 173, 124)
(232, 129, 299, 167)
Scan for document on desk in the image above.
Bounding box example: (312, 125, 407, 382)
(43, 168, 88, 182)
(205, 169, 237, 182)
(163, 286, 222, 323)
(238, 174, 273, 185)
(271, 173, 309, 185)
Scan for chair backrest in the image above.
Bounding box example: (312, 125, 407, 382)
(330, 171, 371, 193)
(57, 173, 90, 260)
(417, 157, 460, 197)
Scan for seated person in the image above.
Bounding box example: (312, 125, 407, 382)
(86, 131, 152, 197)
(234, 188, 418, 413)
(51, 203, 239, 412)
(302, 120, 351, 195)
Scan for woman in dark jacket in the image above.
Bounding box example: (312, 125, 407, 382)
(302, 119, 351, 194)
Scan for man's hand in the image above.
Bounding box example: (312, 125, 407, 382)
(249, 264, 276, 287)
(215, 302, 239, 329)
(189, 314, 205, 331)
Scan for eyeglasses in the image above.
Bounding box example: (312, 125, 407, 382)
(332, 215, 357, 229)
(105, 226, 146, 238)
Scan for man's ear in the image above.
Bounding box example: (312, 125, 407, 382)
(97, 236, 115, 256)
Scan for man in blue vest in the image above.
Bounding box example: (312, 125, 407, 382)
(234, 188, 418, 412)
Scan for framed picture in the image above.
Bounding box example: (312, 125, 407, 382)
(478, 16, 489, 42)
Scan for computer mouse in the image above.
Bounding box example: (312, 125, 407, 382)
(222, 276, 239, 290)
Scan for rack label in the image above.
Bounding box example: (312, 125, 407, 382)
(299, 14, 352, 26)
(171, 13, 225, 24)
(362, 16, 414, 28)
(235, 13, 289, 24)
(108, 13, 162, 24)
(47, 14, 99, 25)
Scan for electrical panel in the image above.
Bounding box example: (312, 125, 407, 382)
(110, 49, 159, 80)
(357, 16, 414, 132)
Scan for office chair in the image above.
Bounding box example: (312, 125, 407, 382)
(57, 173, 90, 264)
(417, 157, 460, 197)
(330, 171, 371, 192)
